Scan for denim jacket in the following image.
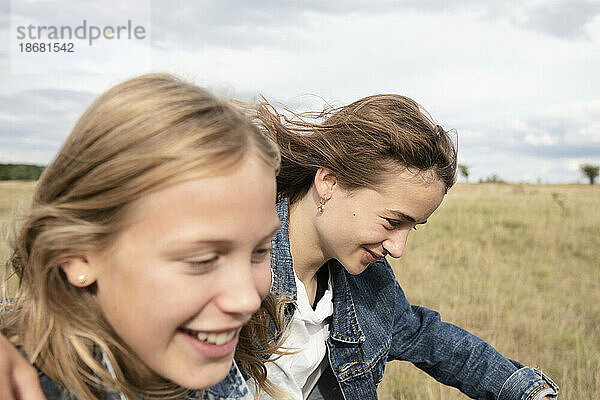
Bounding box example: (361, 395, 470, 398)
(204, 362, 254, 400)
(30, 345, 252, 400)
(270, 199, 558, 400)
(5, 307, 252, 399)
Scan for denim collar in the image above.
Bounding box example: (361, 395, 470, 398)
(328, 262, 366, 344)
(98, 348, 204, 400)
(203, 361, 251, 399)
(21, 345, 203, 400)
(273, 199, 365, 344)
(99, 350, 246, 399)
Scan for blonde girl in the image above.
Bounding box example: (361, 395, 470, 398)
(0, 74, 285, 400)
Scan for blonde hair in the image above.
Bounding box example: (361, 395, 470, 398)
(1, 74, 286, 399)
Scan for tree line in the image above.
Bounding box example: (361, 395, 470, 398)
(457, 163, 599, 184)
(0, 164, 45, 181)
(1, 162, 598, 184)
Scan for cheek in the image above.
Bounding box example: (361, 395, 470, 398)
(253, 263, 272, 299)
(350, 219, 388, 244)
(97, 262, 199, 338)
(96, 269, 140, 324)
(98, 277, 155, 333)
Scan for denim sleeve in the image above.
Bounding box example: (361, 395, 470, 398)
(387, 281, 559, 400)
(497, 367, 559, 400)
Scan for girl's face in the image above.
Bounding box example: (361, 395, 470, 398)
(316, 168, 446, 275)
(86, 154, 280, 389)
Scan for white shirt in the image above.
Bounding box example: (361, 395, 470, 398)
(248, 268, 333, 399)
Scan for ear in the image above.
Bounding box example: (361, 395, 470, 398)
(314, 167, 337, 200)
(60, 256, 97, 287)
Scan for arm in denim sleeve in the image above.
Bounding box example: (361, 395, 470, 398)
(386, 281, 558, 400)
(497, 367, 558, 400)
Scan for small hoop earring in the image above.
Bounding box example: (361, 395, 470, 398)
(77, 274, 87, 286)
(317, 198, 326, 213)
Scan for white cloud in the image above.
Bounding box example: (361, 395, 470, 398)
(0, 0, 598, 182)
(524, 133, 558, 146)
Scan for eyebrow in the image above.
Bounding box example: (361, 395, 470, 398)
(385, 209, 421, 224)
(164, 223, 281, 254)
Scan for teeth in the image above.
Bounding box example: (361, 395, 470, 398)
(195, 329, 236, 345)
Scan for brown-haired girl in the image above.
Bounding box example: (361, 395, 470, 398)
(244, 94, 558, 400)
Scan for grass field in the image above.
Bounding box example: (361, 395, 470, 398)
(1, 181, 599, 399)
(378, 182, 600, 399)
(0, 180, 36, 295)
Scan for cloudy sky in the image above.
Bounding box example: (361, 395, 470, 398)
(1, 0, 599, 183)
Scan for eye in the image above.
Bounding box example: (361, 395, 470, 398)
(384, 218, 419, 231)
(251, 247, 272, 264)
(384, 218, 403, 230)
(184, 256, 219, 274)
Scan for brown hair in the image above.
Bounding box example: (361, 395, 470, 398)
(252, 94, 457, 204)
(1, 74, 286, 399)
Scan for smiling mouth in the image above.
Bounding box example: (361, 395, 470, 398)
(364, 248, 384, 259)
(179, 328, 238, 346)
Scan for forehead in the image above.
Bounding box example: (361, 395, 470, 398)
(116, 155, 279, 243)
(353, 168, 446, 222)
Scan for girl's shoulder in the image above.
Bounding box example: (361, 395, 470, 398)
(15, 346, 76, 399)
(37, 372, 78, 400)
(17, 346, 131, 400)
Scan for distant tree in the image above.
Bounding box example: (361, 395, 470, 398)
(479, 173, 505, 184)
(457, 164, 470, 182)
(0, 164, 44, 181)
(580, 164, 599, 185)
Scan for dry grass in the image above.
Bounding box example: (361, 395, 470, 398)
(1, 182, 599, 399)
(0, 181, 36, 295)
(378, 183, 600, 399)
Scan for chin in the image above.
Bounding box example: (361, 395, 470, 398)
(173, 371, 224, 390)
(342, 258, 370, 275)
(169, 359, 234, 390)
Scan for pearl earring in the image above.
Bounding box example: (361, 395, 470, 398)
(77, 274, 87, 285)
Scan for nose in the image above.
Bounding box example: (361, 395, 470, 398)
(382, 229, 410, 258)
(214, 260, 264, 316)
